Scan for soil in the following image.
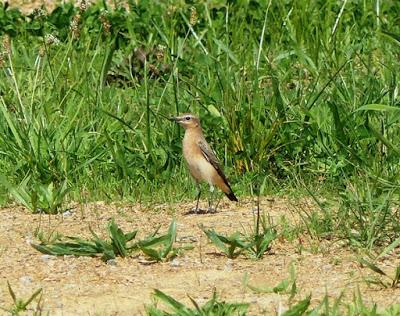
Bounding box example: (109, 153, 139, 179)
(6, 0, 61, 13)
(0, 197, 399, 315)
(2, 1, 400, 315)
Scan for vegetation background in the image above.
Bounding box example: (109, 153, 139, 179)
(1, 0, 399, 249)
(0, 1, 400, 314)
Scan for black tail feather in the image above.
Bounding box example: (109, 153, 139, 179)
(225, 191, 238, 202)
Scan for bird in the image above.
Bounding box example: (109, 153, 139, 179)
(170, 113, 238, 213)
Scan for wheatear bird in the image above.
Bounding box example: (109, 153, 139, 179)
(171, 113, 238, 213)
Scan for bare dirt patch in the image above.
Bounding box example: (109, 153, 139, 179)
(6, 0, 61, 13)
(0, 197, 399, 315)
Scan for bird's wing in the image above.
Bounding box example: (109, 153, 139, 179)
(198, 139, 231, 188)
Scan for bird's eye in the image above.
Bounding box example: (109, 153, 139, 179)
(185, 116, 191, 121)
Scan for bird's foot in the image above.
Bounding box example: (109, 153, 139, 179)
(207, 207, 217, 214)
(185, 207, 217, 215)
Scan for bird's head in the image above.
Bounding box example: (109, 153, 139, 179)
(170, 113, 200, 129)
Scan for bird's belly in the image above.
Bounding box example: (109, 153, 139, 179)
(187, 158, 216, 185)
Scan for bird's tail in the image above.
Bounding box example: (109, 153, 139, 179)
(225, 190, 238, 202)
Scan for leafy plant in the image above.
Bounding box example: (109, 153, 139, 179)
(282, 295, 311, 316)
(200, 209, 276, 259)
(244, 263, 297, 301)
(138, 219, 191, 262)
(308, 292, 345, 316)
(248, 210, 277, 259)
(345, 288, 379, 316)
(31, 218, 138, 261)
(146, 289, 248, 316)
(1, 281, 43, 316)
(201, 226, 250, 259)
(359, 258, 400, 289)
(0, 174, 69, 214)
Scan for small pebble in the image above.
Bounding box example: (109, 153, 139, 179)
(40, 254, 54, 262)
(106, 259, 117, 266)
(20, 276, 33, 286)
(170, 258, 181, 267)
(224, 259, 233, 272)
(63, 210, 73, 217)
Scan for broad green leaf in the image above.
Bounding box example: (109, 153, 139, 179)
(283, 295, 311, 316)
(356, 104, 400, 112)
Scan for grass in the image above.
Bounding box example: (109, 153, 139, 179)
(200, 206, 277, 259)
(145, 286, 400, 316)
(0, 0, 400, 313)
(1, 281, 43, 316)
(31, 217, 192, 262)
(146, 289, 249, 316)
(0, 1, 398, 211)
(31, 217, 138, 260)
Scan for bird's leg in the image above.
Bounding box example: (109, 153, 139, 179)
(207, 185, 217, 213)
(186, 182, 206, 214)
(194, 182, 201, 213)
(214, 194, 222, 213)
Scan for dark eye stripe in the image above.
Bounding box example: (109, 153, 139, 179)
(185, 116, 191, 120)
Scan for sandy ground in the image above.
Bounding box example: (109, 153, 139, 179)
(6, 0, 128, 13)
(6, 0, 61, 13)
(0, 197, 399, 315)
(2, 1, 400, 315)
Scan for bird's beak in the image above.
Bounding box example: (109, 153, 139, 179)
(169, 116, 180, 123)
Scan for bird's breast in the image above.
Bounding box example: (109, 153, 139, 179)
(182, 131, 215, 184)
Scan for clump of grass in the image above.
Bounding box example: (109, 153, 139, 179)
(0, 174, 69, 214)
(358, 237, 400, 289)
(359, 257, 400, 289)
(31, 218, 138, 261)
(1, 281, 43, 316)
(146, 289, 248, 316)
(138, 219, 193, 262)
(31, 218, 191, 262)
(200, 202, 277, 259)
(200, 226, 250, 259)
(247, 194, 277, 259)
(244, 262, 297, 299)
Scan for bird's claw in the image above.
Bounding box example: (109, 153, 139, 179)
(184, 207, 217, 215)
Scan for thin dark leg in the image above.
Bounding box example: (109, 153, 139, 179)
(214, 194, 222, 212)
(195, 183, 201, 212)
(207, 186, 217, 213)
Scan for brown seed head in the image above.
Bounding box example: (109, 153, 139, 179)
(155, 45, 165, 61)
(0, 52, 5, 68)
(38, 46, 46, 57)
(79, 0, 89, 12)
(99, 11, 111, 35)
(189, 7, 198, 26)
(45, 34, 60, 46)
(2, 35, 11, 54)
(70, 14, 81, 38)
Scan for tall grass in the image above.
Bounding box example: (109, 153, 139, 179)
(0, 0, 399, 245)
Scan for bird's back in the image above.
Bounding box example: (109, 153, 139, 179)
(182, 128, 238, 201)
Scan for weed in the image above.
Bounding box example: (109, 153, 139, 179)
(282, 295, 311, 316)
(146, 289, 248, 316)
(358, 238, 400, 289)
(1, 281, 43, 316)
(201, 226, 250, 259)
(31, 218, 138, 261)
(248, 204, 277, 259)
(138, 219, 192, 262)
(244, 263, 297, 301)
(201, 207, 277, 259)
(31, 218, 191, 262)
(0, 0, 398, 212)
